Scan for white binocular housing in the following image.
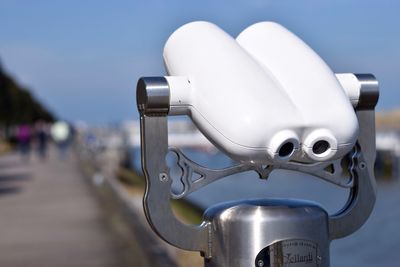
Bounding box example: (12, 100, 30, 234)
(137, 22, 379, 265)
(156, 21, 364, 164)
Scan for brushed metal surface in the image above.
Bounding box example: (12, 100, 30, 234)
(137, 77, 170, 116)
(203, 199, 329, 267)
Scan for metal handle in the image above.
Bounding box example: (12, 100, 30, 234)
(137, 77, 210, 256)
(329, 74, 379, 239)
(140, 115, 211, 256)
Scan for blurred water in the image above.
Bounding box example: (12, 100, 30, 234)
(132, 148, 400, 266)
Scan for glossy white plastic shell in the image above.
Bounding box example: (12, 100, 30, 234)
(236, 22, 359, 161)
(163, 21, 359, 164)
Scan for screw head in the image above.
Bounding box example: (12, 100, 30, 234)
(257, 259, 264, 267)
(159, 173, 169, 182)
(360, 162, 366, 169)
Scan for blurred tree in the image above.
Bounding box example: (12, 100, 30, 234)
(0, 59, 55, 128)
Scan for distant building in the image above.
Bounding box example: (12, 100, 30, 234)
(376, 130, 400, 180)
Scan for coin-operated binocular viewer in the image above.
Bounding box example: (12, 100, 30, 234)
(136, 21, 379, 267)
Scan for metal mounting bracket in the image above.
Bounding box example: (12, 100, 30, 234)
(137, 74, 379, 257)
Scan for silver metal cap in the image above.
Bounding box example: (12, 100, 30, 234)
(136, 77, 170, 116)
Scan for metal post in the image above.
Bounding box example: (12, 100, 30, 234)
(203, 199, 329, 267)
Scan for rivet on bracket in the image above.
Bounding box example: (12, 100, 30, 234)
(359, 162, 366, 169)
(159, 173, 169, 182)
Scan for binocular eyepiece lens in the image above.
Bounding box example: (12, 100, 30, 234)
(278, 142, 295, 158)
(312, 140, 330, 155)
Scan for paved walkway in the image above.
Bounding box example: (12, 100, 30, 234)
(0, 149, 145, 267)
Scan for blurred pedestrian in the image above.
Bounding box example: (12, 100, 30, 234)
(16, 124, 31, 161)
(35, 120, 49, 160)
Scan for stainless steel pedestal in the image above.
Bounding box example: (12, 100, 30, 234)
(204, 199, 329, 267)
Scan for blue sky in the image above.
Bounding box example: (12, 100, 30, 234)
(0, 0, 399, 124)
